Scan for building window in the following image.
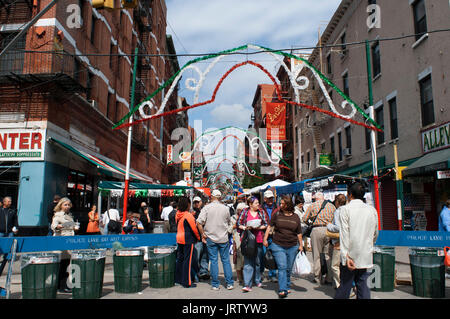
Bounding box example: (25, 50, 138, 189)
(419, 75, 434, 127)
(107, 92, 114, 120)
(86, 71, 94, 100)
(372, 41, 381, 78)
(389, 97, 398, 140)
(330, 136, 335, 158)
(341, 32, 347, 56)
(345, 126, 352, 152)
(375, 105, 384, 145)
(307, 151, 310, 171)
(365, 128, 371, 150)
(91, 15, 98, 44)
(342, 73, 349, 97)
(67, 170, 94, 213)
(321, 142, 326, 152)
(412, 0, 427, 40)
(295, 126, 298, 144)
(338, 132, 343, 162)
(327, 54, 332, 74)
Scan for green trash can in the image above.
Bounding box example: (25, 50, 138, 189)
(113, 249, 144, 293)
(409, 247, 446, 298)
(148, 246, 177, 288)
(21, 252, 61, 299)
(70, 250, 106, 299)
(371, 246, 396, 292)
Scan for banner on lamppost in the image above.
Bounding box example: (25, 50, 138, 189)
(271, 142, 283, 161)
(266, 102, 286, 140)
(167, 145, 173, 164)
(184, 172, 191, 183)
(180, 151, 191, 171)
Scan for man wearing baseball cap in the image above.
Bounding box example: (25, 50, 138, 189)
(192, 196, 210, 281)
(197, 189, 234, 290)
(261, 189, 280, 282)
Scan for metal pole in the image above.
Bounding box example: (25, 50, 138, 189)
(393, 143, 404, 230)
(123, 47, 139, 231)
(0, 0, 60, 58)
(366, 40, 381, 230)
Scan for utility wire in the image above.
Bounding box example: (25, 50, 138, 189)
(6, 28, 449, 58)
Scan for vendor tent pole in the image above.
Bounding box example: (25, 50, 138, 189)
(394, 143, 404, 230)
(123, 47, 139, 232)
(366, 40, 381, 230)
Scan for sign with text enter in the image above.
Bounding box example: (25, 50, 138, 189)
(0, 129, 46, 161)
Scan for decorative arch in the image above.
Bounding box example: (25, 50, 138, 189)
(112, 44, 382, 132)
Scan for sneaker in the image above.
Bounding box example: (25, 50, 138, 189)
(226, 285, 234, 290)
(242, 286, 252, 292)
(211, 286, 220, 291)
(278, 291, 288, 298)
(256, 283, 263, 288)
(350, 287, 356, 298)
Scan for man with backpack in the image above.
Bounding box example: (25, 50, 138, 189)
(303, 192, 336, 285)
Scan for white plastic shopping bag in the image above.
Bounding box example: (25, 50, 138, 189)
(292, 251, 312, 276)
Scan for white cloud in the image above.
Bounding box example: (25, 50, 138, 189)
(210, 103, 252, 127)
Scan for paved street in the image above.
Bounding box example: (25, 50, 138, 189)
(2, 247, 449, 299)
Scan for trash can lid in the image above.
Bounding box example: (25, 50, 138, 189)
(71, 249, 107, 260)
(409, 247, 445, 256)
(150, 246, 176, 254)
(21, 252, 61, 268)
(374, 246, 396, 255)
(115, 249, 144, 256)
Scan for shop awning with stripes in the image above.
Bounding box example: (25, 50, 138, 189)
(49, 137, 154, 183)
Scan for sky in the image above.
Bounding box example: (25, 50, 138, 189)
(165, 0, 341, 174)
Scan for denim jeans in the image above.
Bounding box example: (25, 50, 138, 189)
(194, 241, 210, 277)
(262, 237, 277, 279)
(206, 238, 234, 288)
(243, 243, 263, 287)
(270, 242, 299, 293)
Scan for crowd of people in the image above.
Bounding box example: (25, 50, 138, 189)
(166, 183, 380, 299)
(1, 187, 450, 298)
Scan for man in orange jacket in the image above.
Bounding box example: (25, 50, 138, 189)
(175, 197, 201, 288)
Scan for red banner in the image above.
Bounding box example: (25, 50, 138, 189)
(266, 102, 286, 140)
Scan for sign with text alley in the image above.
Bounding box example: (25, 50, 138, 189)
(422, 122, 450, 154)
(0, 129, 46, 161)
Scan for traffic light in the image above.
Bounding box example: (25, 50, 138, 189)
(121, 0, 138, 8)
(92, 0, 114, 9)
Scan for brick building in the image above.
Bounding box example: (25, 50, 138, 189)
(284, 0, 450, 230)
(0, 0, 184, 234)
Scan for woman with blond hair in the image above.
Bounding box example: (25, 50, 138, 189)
(51, 197, 79, 293)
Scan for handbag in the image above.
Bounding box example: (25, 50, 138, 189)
(302, 200, 329, 238)
(107, 211, 122, 233)
(241, 229, 257, 258)
(263, 248, 277, 270)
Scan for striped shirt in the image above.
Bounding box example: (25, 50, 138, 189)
(303, 200, 336, 226)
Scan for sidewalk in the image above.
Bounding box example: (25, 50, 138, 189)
(1, 247, 449, 299)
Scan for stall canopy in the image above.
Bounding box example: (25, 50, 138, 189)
(402, 148, 450, 177)
(50, 137, 153, 183)
(98, 181, 193, 190)
(249, 179, 291, 194)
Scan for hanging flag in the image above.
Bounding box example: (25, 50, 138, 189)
(266, 102, 286, 140)
(271, 142, 283, 161)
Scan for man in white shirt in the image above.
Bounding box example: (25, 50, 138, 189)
(101, 208, 121, 235)
(161, 202, 174, 233)
(335, 183, 378, 299)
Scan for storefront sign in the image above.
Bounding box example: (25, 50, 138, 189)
(0, 129, 46, 161)
(437, 170, 450, 179)
(422, 122, 450, 153)
(266, 102, 286, 140)
(184, 172, 191, 183)
(319, 154, 332, 166)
